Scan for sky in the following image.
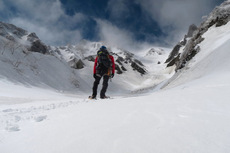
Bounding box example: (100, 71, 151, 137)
(0, 0, 225, 50)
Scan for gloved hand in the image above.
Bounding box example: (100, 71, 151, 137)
(93, 74, 96, 78)
(111, 73, 114, 78)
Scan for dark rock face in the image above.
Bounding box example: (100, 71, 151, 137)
(165, 1, 230, 71)
(165, 24, 198, 67)
(121, 66, 127, 71)
(27, 33, 49, 54)
(134, 59, 144, 67)
(0, 21, 27, 39)
(185, 24, 198, 38)
(75, 59, 84, 69)
(115, 64, 123, 74)
(167, 54, 180, 67)
(115, 51, 146, 75)
(0, 25, 8, 38)
(165, 44, 181, 64)
(29, 40, 48, 54)
(27, 33, 39, 42)
(0, 21, 27, 42)
(69, 58, 84, 69)
(84, 55, 95, 62)
(216, 16, 229, 27)
(131, 62, 146, 75)
(0, 21, 48, 54)
(5, 35, 15, 41)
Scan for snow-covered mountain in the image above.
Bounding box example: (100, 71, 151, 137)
(1, 1, 230, 153)
(0, 21, 170, 96)
(0, 21, 88, 93)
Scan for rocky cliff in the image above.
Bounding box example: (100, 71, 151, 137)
(165, 0, 230, 71)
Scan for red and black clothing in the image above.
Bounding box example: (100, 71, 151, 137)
(93, 55, 115, 75)
(92, 54, 115, 98)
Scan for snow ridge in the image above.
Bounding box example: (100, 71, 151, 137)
(165, 0, 230, 72)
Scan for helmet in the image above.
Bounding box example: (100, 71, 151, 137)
(100, 46, 107, 50)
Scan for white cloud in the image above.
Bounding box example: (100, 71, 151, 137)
(107, 0, 129, 19)
(105, 0, 219, 46)
(10, 18, 82, 45)
(2, 0, 84, 46)
(1, 0, 221, 48)
(134, 0, 218, 45)
(5, 0, 64, 23)
(96, 19, 139, 51)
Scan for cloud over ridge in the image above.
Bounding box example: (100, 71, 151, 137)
(0, 0, 224, 49)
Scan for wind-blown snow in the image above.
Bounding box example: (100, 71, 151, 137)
(1, 11, 230, 153)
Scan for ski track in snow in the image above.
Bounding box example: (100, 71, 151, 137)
(0, 99, 88, 132)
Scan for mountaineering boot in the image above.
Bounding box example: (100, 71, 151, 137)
(100, 95, 110, 99)
(89, 95, 96, 99)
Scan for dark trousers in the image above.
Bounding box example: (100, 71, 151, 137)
(92, 75, 109, 97)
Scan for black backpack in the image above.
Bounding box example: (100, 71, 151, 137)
(97, 49, 111, 71)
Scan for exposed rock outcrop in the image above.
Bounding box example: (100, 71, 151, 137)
(84, 49, 146, 75)
(0, 21, 49, 54)
(165, 1, 230, 71)
(27, 33, 49, 54)
(0, 21, 27, 39)
(113, 51, 147, 75)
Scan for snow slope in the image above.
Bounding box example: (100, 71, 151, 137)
(164, 21, 230, 89)
(1, 19, 230, 153)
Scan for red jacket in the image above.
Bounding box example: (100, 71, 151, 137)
(93, 55, 115, 74)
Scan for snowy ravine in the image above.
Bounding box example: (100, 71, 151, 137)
(1, 2, 230, 153)
(0, 19, 172, 95)
(0, 21, 230, 152)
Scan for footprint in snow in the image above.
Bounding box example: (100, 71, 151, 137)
(2, 109, 14, 113)
(14, 116, 21, 122)
(34, 115, 47, 122)
(6, 124, 20, 132)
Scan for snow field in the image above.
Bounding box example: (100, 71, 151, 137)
(1, 76, 230, 153)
